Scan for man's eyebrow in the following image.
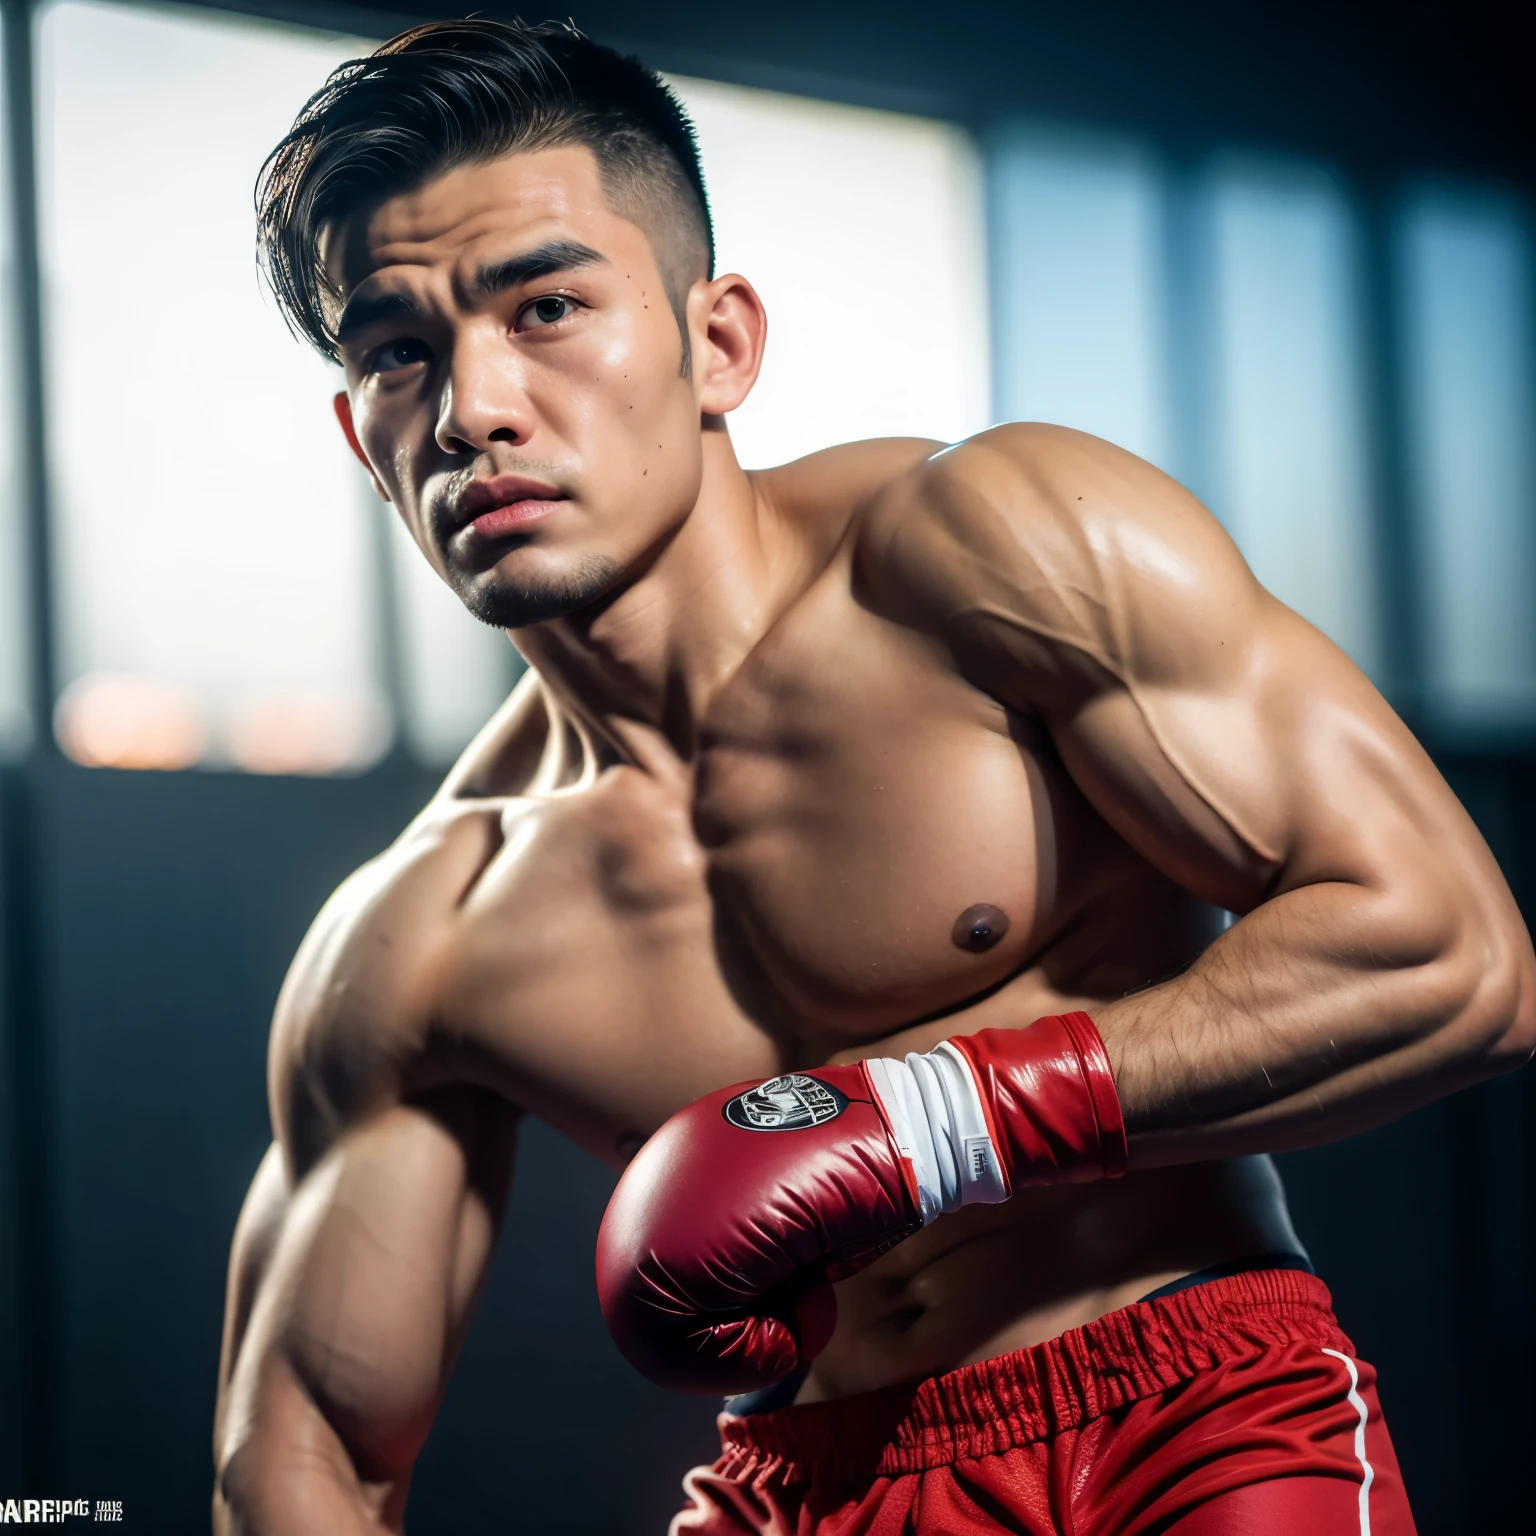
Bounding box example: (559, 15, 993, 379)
(335, 289, 424, 345)
(334, 241, 606, 345)
(466, 240, 607, 303)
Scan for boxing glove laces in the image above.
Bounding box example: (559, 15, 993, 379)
(596, 1011, 1127, 1393)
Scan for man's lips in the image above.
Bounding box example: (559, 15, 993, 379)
(469, 498, 567, 537)
(454, 475, 569, 538)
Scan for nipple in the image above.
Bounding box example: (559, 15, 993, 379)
(952, 903, 1010, 953)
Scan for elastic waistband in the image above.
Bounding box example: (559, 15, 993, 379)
(1136, 1249, 1313, 1303)
(718, 1268, 1350, 1482)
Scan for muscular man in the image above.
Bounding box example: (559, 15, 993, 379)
(213, 19, 1535, 1534)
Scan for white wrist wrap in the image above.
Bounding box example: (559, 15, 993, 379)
(865, 1042, 1008, 1224)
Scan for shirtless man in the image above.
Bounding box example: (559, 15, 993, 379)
(213, 19, 1535, 1535)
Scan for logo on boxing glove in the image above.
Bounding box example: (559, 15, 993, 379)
(724, 1074, 848, 1131)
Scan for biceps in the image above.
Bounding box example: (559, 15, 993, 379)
(1050, 610, 1431, 911)
(1048, 668, 1293, 911)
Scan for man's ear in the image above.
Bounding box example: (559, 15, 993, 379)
(333, 391, 390, 502)
(690, 274, 767, 418)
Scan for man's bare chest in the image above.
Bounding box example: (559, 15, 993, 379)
(689, 598, 1079, 1032)
(420, 601, 1128, 1158)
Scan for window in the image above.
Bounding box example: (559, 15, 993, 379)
(1399, 186, 1536, 734)
(988, 125, 1169, 469)
(38, 1, 387, 772)
(676, 78, 990, 468)
(1205, 159, 1379, 677)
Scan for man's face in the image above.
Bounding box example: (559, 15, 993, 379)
(331, 145, 707, 628)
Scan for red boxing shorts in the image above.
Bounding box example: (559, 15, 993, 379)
(671, 1269, 1415, 1534)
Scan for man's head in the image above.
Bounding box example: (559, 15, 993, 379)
(257, 20, 765, 630)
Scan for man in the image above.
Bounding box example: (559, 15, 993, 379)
(213, 18, 1534, 1535)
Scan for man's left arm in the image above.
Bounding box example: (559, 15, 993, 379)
(871, 424, 1536, 1166)
(594, 426, 1536, 1394)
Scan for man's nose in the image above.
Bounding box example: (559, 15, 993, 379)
(434, 328, 534, 455)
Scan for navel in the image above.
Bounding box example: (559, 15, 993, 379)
(952, 903, 1010, 953)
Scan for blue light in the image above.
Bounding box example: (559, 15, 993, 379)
(1400, 187, 1536, 734)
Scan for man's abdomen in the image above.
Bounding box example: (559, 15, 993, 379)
(799, 1155, 1302, 1401)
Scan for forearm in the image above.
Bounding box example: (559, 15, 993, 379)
(214, 1150, 403, 1534)
(1093, 876, 1535, 1166)
(214, 1179, 428, 1536)
(215, 1361, 409, 1535)
(215, 1096, 513, 1532)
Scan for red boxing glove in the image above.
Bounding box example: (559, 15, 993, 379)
(596, 1012, 1127, 1394)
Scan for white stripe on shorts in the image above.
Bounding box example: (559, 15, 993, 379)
(1321, 1348, 1375, 1536)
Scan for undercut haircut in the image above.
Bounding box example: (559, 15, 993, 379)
(256, 18, 714, 362)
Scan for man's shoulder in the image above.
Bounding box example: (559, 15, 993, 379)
(850, 423, 1263, 698)
(856, 421, 1203, 560)
(267, 795, 505, 1167)
(759, 425, 1162, 564)
(754, 437, 944, 539)
(273, 668, 567, 1086)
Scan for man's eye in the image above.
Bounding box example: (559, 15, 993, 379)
(519, 295, 578, 330)
(369, 337, 431, 373)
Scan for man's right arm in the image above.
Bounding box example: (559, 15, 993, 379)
(213, 672, 568, 1528)
(214, 1088, 517, 1533)
(212, 783, 529, 1531)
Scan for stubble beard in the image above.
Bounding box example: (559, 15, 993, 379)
(450, 553, 623, 631)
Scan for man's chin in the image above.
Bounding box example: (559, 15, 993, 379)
(451, 555, 622, 631)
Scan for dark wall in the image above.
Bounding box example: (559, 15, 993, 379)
(237, 0, 1535, 178)
(0, 777, 25, 1495)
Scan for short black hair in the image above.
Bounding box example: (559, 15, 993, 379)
(256, 18, 714, 361)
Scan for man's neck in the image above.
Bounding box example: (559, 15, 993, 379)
(512, 427, 793, 761)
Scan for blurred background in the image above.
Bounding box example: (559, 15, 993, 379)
(0, 0, 1531, 1528)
